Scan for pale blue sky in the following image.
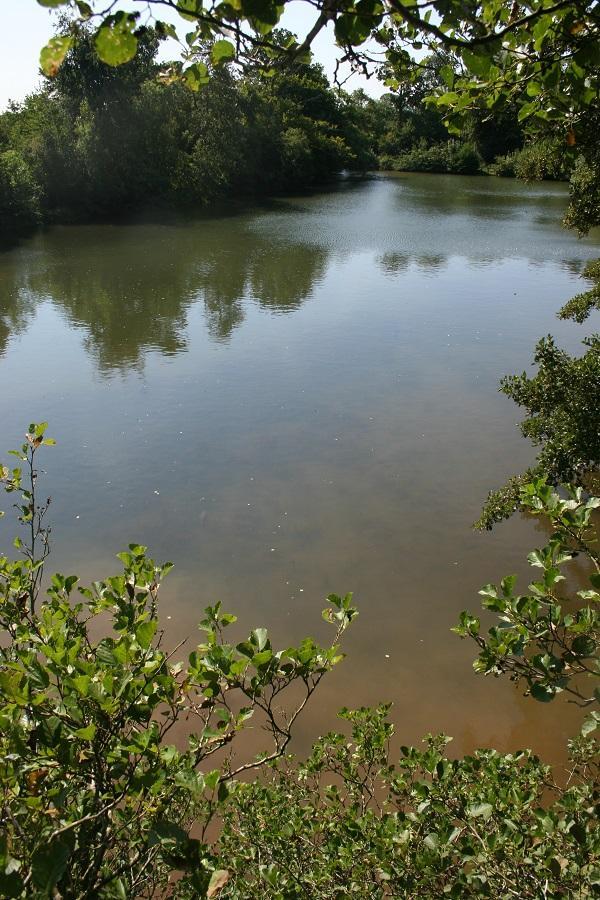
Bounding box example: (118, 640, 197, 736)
(0, 1, 385, 110)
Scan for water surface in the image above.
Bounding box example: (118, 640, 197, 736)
(1, 173, 598, 762)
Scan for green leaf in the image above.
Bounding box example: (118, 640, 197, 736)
(136, 620, 157, 650)
(240, 0, 282, 27)
(424, 832, 439, 850)
(581, 713, 600, 737)
(183, 62, 210, 91)
(252, 628, 268, 651)
(31, 840, 72, 891)
(461, 49, 491, 78)
(527, 549, 545, 568)
(74, 723, 97, 740)
(211, 40, 235, 66)
(468, 802, 493, 820)
(530, 683, 555, 702)
(40, 35, 73, 77)
(572, 634, 596, 657)
(76, 1, 93, 18)
(176, 0, 204, 20)
(95, 18, 138, 66)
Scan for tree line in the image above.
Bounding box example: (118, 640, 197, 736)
(0, 26, 570, 241)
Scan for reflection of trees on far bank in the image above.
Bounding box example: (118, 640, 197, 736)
(378, 250, 448, 276)
(200, 241, 327, 341)
(0, 256, 37, 358)
(0, 217, 329, 371)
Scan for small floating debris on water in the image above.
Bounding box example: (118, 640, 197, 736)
(385, 654, 390, 658)
(154, 490, 160, 495)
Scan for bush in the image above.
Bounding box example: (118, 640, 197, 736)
(220, 708, 598, 898)
(220, 480, 600, 898)
(487, 150, 519, 176)
(477, 333, 600, 528)
(0, 425, 356, 898)
(390, 140, 483, 175)
(2, 429, 597, 897)
(514, 138, 568, 181)
(489, 140, 569, 181)
(565, 157, 600, 235)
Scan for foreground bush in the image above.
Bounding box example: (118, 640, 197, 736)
(0, 425, 356, 898)
(219, 480, 599, 898)
(1, 430, 598, 897)
(220, 708, 598, 898)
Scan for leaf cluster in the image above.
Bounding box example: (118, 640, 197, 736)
(458, 479, 600, 713)
(478, 333, 600, 529)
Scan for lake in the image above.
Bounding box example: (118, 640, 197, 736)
(1, 172, 598, 763)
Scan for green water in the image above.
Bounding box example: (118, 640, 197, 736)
(1, 173, 598, 759)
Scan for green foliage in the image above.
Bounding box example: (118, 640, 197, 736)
(478, 335, 600, 529)
(487, 151, 519, 178)
(559, 259, 600, 324)
(564, 158, 600, 236)
(512, 138, 569, 182)
(489, 139, 568, 181)
(0, 426, 356, 898)
(0, 28, 376, 234)
(460, 480, 599, 709)
(2, 430, 598, 896)
(218, 706, 599, 897)
(0, 150, 41, 238)
(390, 140, 482, 175)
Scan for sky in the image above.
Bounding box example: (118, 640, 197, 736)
(0, 1, 386, 111)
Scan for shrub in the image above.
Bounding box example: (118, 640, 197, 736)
(514, 138, 568, 182)
(220, 708, 598, 898)
(477, 334, 600, 528)
(487, 150, 519, 177)
(219, 479, 599, 898)
(489, 140, 569, 181)
(0, 425, 356, 898)
(390, 140, 482, 175)
(2, 429, 598, 897)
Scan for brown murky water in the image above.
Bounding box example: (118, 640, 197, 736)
(1, 173, 598, 765)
